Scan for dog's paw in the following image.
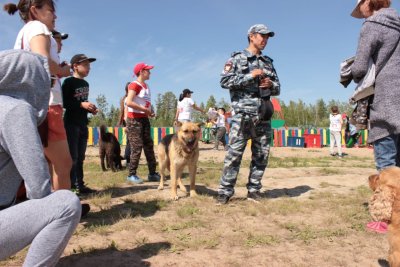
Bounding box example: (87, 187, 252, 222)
(179, 186, 187, 193)
(190, 190, 198, 197)
(172, 195, 179, 201)
(157, 185, 164, 190)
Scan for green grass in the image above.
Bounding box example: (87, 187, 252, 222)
(245, 233, 280, 247)
(176, 204, 200, 218)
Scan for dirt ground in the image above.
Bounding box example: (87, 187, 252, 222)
(2, 143, 390, 267)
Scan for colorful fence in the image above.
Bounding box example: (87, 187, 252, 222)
(88, 127, 174, 146)
(88, 127, 369, 147)
(272, 128, 368, 147)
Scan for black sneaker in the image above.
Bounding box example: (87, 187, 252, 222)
(78, 186, 96, 194)
(216, 194, 230, 205)
(247, 191, 263, 202)
(81, 203, 90, 219)
(148, 172, 161, 182)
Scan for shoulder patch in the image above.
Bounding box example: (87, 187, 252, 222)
(223, 61, 233, 73)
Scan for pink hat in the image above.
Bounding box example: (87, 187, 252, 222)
(351, 0, 364, 18)
(133, 62, 154, 76)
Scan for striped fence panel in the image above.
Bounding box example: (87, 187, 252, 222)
(86, 127, 369, 147)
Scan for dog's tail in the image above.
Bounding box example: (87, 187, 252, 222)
(100, 125, 108, 141)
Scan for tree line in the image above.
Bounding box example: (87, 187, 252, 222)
(88, 92, 354, 128)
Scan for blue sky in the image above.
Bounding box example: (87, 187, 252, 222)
(1, 0, 400, 108)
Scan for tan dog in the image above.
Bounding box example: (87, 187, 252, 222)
(369, 167, 400, 267)
(157, 121, 202, 200)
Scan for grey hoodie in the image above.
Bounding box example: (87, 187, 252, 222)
(352, 8, 400, 143)
(0, 50, 51, 208)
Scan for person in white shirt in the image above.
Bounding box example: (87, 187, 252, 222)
(212, 108, 227, 150)
(175, 88, 205, 123)
(329, 106, 343, 158)
(5, 0, 72, 191)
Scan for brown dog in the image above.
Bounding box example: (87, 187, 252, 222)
(99, 125, 122, 172)
(369, 167, 400, 267)
(157, 121, 202, 200)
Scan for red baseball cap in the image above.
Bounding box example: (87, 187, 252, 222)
(133, 62, 154, 76)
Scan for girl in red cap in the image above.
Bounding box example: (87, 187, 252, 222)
(125, 62, 160, 184)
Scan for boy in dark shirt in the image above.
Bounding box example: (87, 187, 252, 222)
(62, 54, 97, 194)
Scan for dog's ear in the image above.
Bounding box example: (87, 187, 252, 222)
(368, 174, 380, 191)
(174, 121, 182, 128)
(369, 185, 395, 222)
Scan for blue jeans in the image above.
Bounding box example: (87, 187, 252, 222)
(65, 123, 88, 188)
(373, 134, 400, 171)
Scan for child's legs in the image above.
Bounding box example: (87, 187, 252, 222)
(44, 140, 72, 190)
(45, 106, 72, 190)
(333, 131, 342, 155)
(141, 118, 157, 174)
(218, 127, 227, 146)
(127, 118, 143, 176)
(65, 123, 79, 188)
(329, 132, 335, 154)
(76, 126, 88, 187)
(0, 190, 81, 267)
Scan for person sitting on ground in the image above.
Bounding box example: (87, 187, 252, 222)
(0, 50, 81, 267)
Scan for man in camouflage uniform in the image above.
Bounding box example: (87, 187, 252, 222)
(217, 24, 280, 204)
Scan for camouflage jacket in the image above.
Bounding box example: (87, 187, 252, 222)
(220, 49, 280, 116)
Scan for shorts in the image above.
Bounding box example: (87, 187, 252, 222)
(47, 105, 67, 141)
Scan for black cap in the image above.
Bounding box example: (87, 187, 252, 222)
(52, 30, 68, 40)
(183, 88, 194, 94)
(70, 54, 96, 65)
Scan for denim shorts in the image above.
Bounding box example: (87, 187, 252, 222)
(373, 134, 400, 171)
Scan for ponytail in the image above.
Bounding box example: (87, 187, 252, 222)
(3, 0, 56, 22)
(178, 93, 184, 102)
(3, 3, 18, 15)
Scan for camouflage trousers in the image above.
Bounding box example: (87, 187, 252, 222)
(218, 114, 271, 197)
(126, 117, 156, 176)
(350, 95, 373, 130)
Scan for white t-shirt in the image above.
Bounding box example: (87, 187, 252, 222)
(329, 114, 342, 132)
(127, 81, 151, 116)
(14, 21, 62, 106)
(177, 98, 195, 122)
(215, 114, 226, 128)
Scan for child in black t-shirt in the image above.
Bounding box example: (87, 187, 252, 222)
(62, 54, 98, 194)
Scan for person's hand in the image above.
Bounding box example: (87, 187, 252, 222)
(81, 102, 97, 113)
(251, 69, 264, 78)
(59, 64, 71, 77)
(259, 77, 272, 89)
(143, 107, 152, 117)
